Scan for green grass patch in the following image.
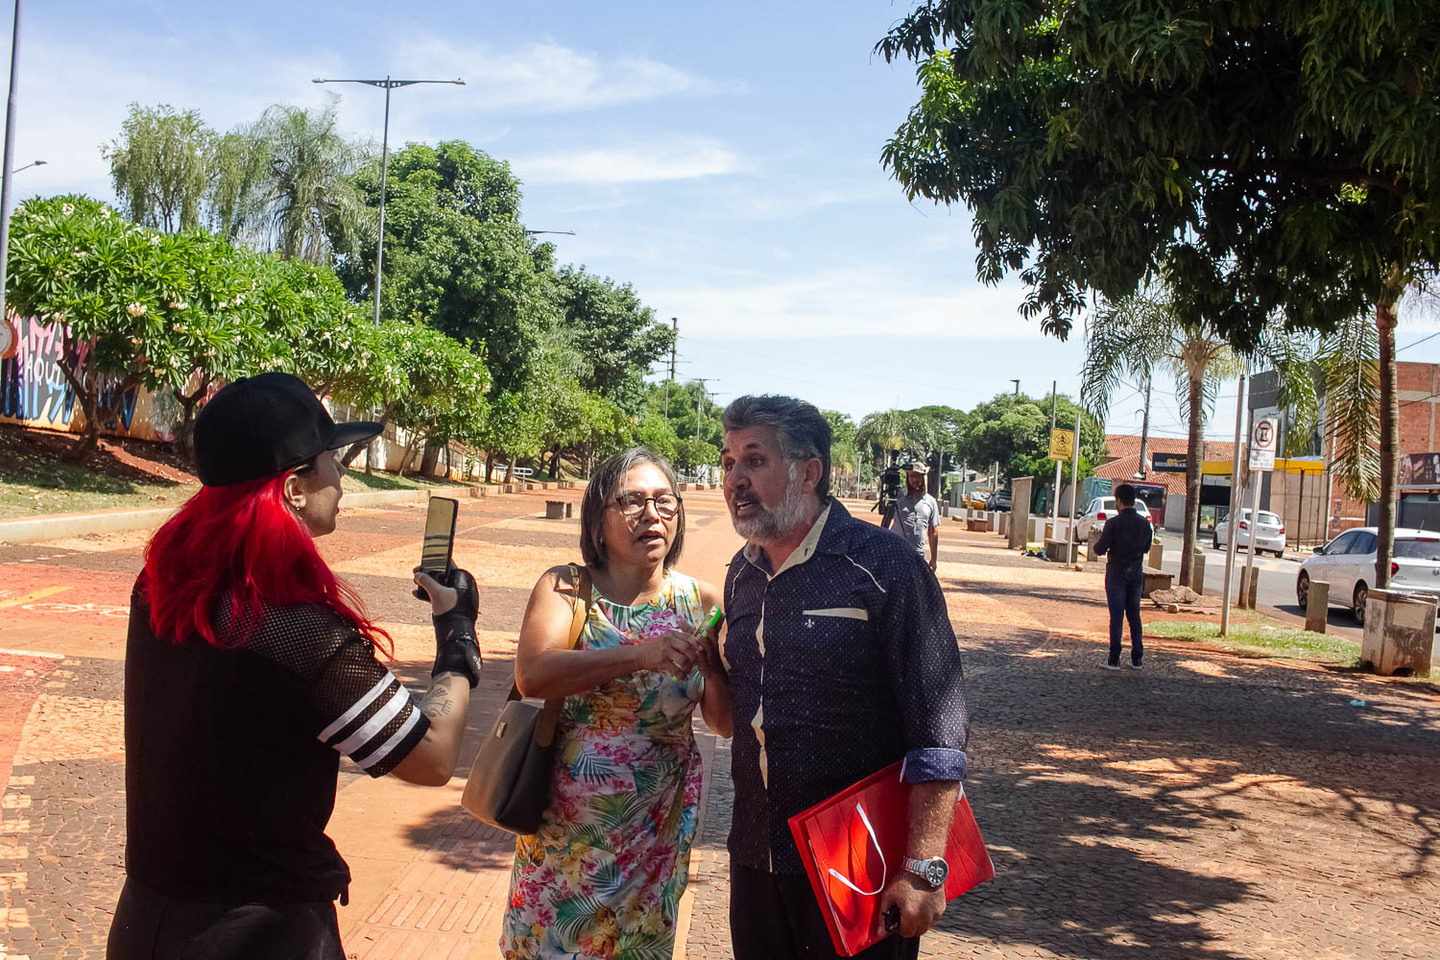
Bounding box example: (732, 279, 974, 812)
(341, 471, 469, 493)
(0, 472, 186, 519)
(1148, 619, 1361, 665)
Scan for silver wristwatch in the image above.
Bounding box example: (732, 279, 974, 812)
(902, 856, 949, 889)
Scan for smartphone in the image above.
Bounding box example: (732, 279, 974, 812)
(419, 497, 459, 575)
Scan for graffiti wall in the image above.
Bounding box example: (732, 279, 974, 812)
(0, 315, 181, 442)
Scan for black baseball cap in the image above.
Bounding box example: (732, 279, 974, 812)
(193, 372, 382, 486)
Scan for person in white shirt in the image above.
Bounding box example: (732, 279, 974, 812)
(883, 461, 942, 571)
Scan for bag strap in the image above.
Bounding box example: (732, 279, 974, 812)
(506, 564, 592, 747)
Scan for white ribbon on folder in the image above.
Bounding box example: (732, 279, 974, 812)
(825, 801, 887, 896)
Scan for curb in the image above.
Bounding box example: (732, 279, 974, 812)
(0, 487, 455, 545)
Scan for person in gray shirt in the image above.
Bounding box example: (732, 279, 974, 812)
(883, 461, 941, 570)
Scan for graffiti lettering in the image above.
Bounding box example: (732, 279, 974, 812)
(0, 315, 176, 441)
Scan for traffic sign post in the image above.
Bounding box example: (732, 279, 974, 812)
(1240, 417, 1279, 607)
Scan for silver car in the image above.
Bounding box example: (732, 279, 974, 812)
(1296, 527, 1440, 625)
(1076, 496, 1151, 540)
(1214, 508, 1287, 556)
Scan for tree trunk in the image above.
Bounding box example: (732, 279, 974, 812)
(57, 352, 101, 464)
(548, 444, 561, 479)
(1376, 297, 1399, 589)
(341, 404, 396, 469)
(1179, 369, 1205, 588)
(172, 375, 212, 463)
(504, 460, 514, 484)
(484, 454, 495, 484)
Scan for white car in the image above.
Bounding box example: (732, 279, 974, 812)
(1076, 496, 1151, 540)
(1296, 527, 1440, 625)
(1214, 508, 1287, 556)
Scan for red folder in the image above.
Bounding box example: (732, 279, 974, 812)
(787, 762, 994, 956)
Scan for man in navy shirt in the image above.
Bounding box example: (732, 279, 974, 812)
(718, 394, 970, 960)
(1092, 482, 1153, 669)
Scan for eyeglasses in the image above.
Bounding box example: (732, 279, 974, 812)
(613, 493, 681, 520)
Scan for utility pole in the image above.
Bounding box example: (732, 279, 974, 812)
(1221, 373, 1249, 636)
(1011, 379, 1021, 396)
(664, 317, 677, 423)
(1050, 380, 1062, 523)
(1138, 378, 1153, 479)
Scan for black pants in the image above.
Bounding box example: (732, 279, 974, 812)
(730, 864, 920, 960)
(1105, 563, 1144, 666)
(107, 879, 344, 960)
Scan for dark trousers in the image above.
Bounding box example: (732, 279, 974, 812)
(107, 879, 344, 960)
(730, 864, 920, 960)
(1105, 563, 1144, 666)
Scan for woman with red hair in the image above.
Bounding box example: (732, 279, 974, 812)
(107, 373, 483, 960)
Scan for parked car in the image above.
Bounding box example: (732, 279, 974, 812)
(967, 490, 991, 509)
(1075, 496, 1151, 540)
(1296, 527, 1440, 625)
(988, 489, 1012, 512)
(1214, 508, 1287, 556)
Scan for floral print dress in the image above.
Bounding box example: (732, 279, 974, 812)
(501, 571, 707, 960)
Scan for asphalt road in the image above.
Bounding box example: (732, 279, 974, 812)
(1153, 530, 1365, 641)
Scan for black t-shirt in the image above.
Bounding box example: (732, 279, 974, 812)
(122, 581, 429, 904)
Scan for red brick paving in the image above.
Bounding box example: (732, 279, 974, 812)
(2, 491, 1438, 960)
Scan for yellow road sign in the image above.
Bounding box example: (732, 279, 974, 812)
(1049, 428, 1075, 461)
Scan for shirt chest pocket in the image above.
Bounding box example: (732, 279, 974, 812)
(770, 605, 878, 687)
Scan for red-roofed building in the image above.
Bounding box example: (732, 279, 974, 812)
(1096, 435, 1235, 497)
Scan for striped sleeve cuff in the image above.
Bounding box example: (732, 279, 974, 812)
(901, 747, 968, 783)
(317, 674, 430, 778)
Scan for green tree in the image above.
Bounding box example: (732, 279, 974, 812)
(339, 141, 551, 393)
(245, 98, 370, 262)
(824, 411, 860, 496)
(879, 0, 1440, 588)
(553, 265, 675, 415)
(103, 104, 217, 233)
(6, 195, 276, 459)
(958, 393, 1104, 495)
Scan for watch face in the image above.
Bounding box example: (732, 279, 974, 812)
(925, 858, 948, 888)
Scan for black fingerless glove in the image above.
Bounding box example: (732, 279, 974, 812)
(431, 566, 483, 688)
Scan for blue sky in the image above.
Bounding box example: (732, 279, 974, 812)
(13, 1, 1440, 439)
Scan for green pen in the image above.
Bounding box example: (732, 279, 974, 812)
(698, 605, 725, 635)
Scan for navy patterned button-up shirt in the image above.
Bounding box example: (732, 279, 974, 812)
(721, 500, 970, 874)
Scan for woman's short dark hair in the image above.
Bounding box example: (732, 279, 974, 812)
(579, 447, 686, 570)
(721, 395, 832, 500)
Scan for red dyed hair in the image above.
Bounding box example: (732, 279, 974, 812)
(141, 470, 391, 653)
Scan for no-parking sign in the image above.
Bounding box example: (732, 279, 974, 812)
(1248, 417, 1278, 471)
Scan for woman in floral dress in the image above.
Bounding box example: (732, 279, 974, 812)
(503, 448, 733, 960)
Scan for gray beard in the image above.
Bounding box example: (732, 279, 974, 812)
(732, 468, 812, 544)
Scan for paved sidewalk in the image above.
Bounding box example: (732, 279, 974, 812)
(2, 490, 1437, 960)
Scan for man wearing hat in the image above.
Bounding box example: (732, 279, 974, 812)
(883, 461, 942, 571)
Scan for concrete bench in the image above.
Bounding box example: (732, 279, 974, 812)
(1044, 538, 1076, 563)
(966, 518, 989, 532)
(1142, 567, 1173, 597)
(545, 500, 573, 519)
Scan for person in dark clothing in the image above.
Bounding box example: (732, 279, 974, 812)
(719, 395, 970, 960)
(108, 373, 482, 960)
(1092, 483, 1153, 669)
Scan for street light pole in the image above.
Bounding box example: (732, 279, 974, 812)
(312, 76, 464, 326)
(0, 0, 23, 332)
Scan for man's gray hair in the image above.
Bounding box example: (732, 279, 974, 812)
(722, 395, 832, 500)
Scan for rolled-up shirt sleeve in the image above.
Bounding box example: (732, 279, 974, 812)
(879, 553, 970, 783)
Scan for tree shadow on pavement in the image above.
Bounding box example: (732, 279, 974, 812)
(935, 630, 1440, 958)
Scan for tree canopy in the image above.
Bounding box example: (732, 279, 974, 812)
(878, 0, 1440, 345)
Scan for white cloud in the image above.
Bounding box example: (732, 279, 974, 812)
(644, 269, 1050, 341)
(393, 37, 742, 114)
(513, 138, 744, 184)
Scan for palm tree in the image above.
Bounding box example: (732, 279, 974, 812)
(243, 98, 370, 262)
(1080, 289, 1315, 589)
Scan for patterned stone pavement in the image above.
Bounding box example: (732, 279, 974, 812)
(1, 487, 1438, 960)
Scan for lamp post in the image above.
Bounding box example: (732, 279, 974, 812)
(0, 0, 24, 332)
(7, 158, 41, 175)
(524, 229, 575, 237)
(312, 76, 464, 325)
